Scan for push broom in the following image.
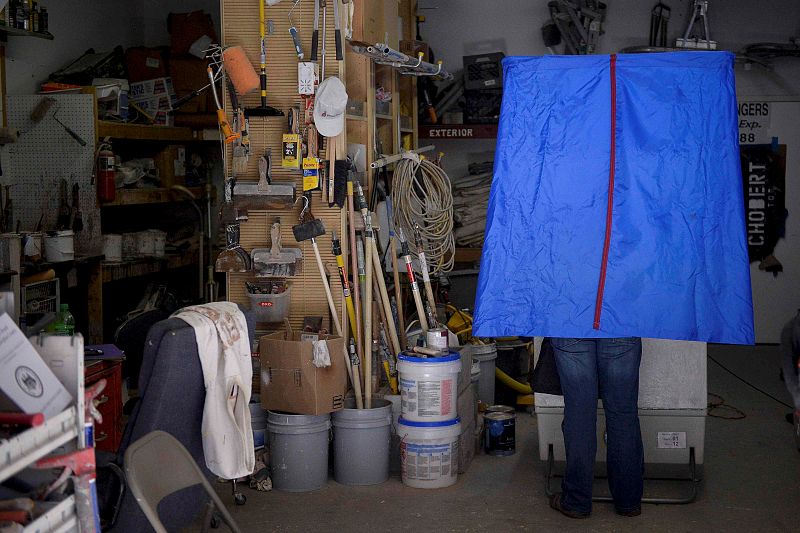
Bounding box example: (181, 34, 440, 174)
(247, 0, 284, 119)
(292, 197, 361, 404)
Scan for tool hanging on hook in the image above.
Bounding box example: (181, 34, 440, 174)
(247, 0, 284, 118)
(288, 0, 305, 59)
(311, 0, 344, 66)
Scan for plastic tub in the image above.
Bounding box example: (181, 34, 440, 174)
(248, 286, 292, 323)
(332, 398, 392, 485)
(44, 231, 74, 262)
(103, 234, 122, 262)
(398, 417, 461, 489)
(472, 343, 497, 406)
(267, 411, 331, 492)
(397, 351, 461, 422)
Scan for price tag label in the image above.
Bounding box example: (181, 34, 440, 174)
(657, 431, 687, 449)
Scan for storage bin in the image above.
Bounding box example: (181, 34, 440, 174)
(248, 285, 291, 323)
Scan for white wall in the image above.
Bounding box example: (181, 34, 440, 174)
(4, 0, 221, 95)
(422, 0, 800, 342)
(5, 0, 140, 95)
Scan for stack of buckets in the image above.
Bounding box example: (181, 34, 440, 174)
(396, 350, 462, 489)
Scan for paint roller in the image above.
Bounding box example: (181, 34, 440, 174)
(29, 98, 87, 146)
(172, 46, 259, 110)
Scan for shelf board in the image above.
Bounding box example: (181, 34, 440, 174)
(102, 250, 198, 283)
(97, 121, 209, 142)
(376, 113, 393, 120)
(101, 187, 204, 206)
(0, 26, 53, 40)
(0, 407, 78, 483)
(400, 127, 414, 133)
(345, 114, 367, 122)
(419, 124, 498, 140)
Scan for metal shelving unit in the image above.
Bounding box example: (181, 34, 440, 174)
(0, 334, 88, 531)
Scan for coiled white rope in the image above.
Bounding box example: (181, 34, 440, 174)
(392, 156, 455, 273)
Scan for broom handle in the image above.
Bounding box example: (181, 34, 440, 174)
(340, 209, 364, 409)
(363, 231, 373, 409)
(390, 237, 406, 349)
(371, 240, 402, 357)
(312, 239, 343, 336)
(347, 182, 364, 365)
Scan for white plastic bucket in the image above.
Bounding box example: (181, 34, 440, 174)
(398, 417, 461, 489)
(397, 351, 461, 422)
(43, 231, 74, 262)
(103, 234, 122, 262)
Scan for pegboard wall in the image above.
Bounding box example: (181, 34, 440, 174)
(4, 94, 100, 254)
(222, 0, 348, 333)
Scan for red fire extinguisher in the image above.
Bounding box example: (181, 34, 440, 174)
(97, 147, 116, 203)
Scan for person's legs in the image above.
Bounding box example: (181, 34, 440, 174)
(551, 338, 598, 515)
(596, 337, 644, 514)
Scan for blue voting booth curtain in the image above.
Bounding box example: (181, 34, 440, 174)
(473, 52, 754, 344)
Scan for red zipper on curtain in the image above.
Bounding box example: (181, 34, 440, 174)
(593, 54, 617, 330)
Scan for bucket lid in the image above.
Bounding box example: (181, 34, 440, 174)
(398, 351, 460, 363)
(484, 412, 513, 421)
(398, 417, 461, 428)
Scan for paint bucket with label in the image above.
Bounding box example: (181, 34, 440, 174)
(483, 411, 515, 456)
(398, 417, 460, 489)
(397, 351, 461, 423)
(426, 327, 449, 354)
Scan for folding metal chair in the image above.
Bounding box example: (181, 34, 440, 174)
(123, 431, 241, 533)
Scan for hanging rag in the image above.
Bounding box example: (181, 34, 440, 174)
(474, 52, 754, 344)
(174, 302, 255, 479)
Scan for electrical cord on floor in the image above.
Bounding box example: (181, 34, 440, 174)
(707, 392, 746, 420)
(708, 354, 793, 409)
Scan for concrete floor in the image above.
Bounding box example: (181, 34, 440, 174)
(219, 344, 800, 532)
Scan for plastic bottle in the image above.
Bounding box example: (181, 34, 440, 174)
(60, 304, 75, 335)
(47, 304, 75, 335)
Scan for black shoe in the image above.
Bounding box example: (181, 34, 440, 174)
(548, 494, 590, 519)
(615, 507, 642, 517)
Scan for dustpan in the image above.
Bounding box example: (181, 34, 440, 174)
(215, 223, 251, 272)
(251, 218, 302, 277)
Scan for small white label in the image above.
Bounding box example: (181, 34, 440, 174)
(300, 333, 319, 343)
(657, 431, 686, 449)
(145, 57, 160, 69)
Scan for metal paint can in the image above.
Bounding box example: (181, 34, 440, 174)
(484, 411, 515, 456)
(426, 327, 449, 354)
(486, 405, 514, 415)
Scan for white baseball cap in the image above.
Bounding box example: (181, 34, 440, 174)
(313, 76, 348, 137)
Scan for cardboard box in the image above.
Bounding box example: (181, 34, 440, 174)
(0, 314, 72, 417)
(125, 47, 169, 83)
(154, 145, 186, 187)
(259, 331, 346, 415)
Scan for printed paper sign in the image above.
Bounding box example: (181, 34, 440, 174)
(738, 101, 771, 144)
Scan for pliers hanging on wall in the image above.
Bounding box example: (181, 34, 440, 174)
(311, 0, 343, 63)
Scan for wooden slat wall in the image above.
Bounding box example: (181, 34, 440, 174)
(222, 0, 347, 334)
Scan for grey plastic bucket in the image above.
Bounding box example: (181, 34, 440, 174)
(332, 398, 392, 485)
(250, 400, 268, 448)
(472, 343, 497, 406)
(267, 411, 331, 492)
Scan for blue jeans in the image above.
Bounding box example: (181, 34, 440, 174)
(550, 337, 644, 514)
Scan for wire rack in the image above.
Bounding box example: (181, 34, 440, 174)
(21, 278, 60, 315)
